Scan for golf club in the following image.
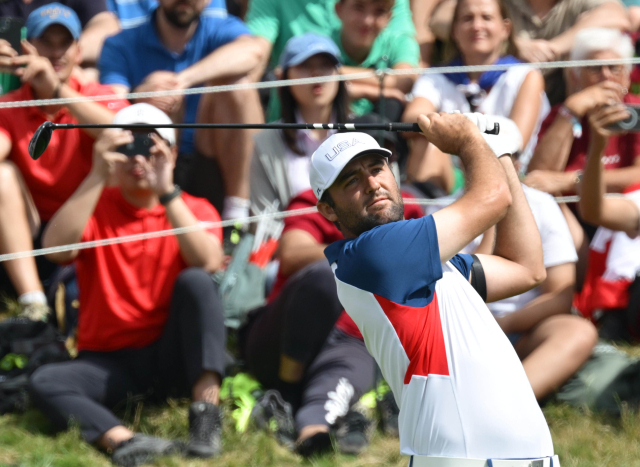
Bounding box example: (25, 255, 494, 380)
(28, 120, 500, 160)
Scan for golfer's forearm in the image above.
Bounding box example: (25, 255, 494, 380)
(164, 197, 222, 272)
(494, 158, 545, 282)
(60, 83, 116, 138)
(527, 118, 574, 172)
(43, 171, 106, 261)
(178, 36, 264, 87)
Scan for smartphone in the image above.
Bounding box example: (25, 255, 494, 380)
(0, 18, 25, 96)
(117, 132, 154, 157)
(607, 105, 640, 132)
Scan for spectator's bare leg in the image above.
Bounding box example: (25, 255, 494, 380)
(0, 162, 43, 297)
(515, 315, 598, 399)
(192, 370, 222, 405)
(406, 137, 454, 193)
(97, 426, 134, 451)
(195, 77, 263, 220)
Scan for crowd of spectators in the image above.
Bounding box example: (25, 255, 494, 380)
(0, 0, 639, 465)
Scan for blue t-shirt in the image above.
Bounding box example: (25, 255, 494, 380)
(324, 216, 473, 307)
(107, 0, 228, 29)
(99, 10, 250, 154)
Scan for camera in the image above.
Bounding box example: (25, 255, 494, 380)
(607, 105, 640, 132)
(117, 133, 154, 157)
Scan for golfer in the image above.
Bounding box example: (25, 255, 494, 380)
(311, 112, 558, 466)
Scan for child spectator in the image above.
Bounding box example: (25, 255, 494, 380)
(241, 187, 424, 457)
(0, 0, 120, 66)
(334, 0, 419, 121)
(29, 104, 227, 466)
(99, 0, 264, 220)
(402, 0, 548, 193)
(574, 104, 640, 341)
(250, 34, 348, 211)
(527, 29, 640, 196)
(0, 3, 128, 319)
(487, 185, 598, 399)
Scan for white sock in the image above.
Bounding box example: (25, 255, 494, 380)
(18, 290, 47, 306)
(222, 196, 250, 221)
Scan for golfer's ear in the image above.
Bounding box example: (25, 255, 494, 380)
(317, 201, 338, 222)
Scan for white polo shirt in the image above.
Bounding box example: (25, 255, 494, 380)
(325, 216, 554, 459)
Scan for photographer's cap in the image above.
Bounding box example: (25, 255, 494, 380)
(112, 103, 176, 146)
(26, 3, 81, 40)
(310, 132, 391, 201)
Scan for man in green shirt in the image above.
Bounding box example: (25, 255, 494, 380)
(248, 0, 419, 120)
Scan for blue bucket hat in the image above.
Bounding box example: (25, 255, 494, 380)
(26, 3, 82, 40)
(279, 33, 341, 70)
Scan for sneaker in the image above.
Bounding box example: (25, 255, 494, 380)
(250, 389, 296, 450)
(333, 410, 374, 455)
(187, 401, 222, 458)
(295, 431, 333, 458)
(111, 434, 181, 467)
(19, 302, 50, 322)
(377, 390, 399, 437)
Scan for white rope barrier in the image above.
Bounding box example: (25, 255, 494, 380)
(0, 57, 639, 109)
(0, 194, 620, 263)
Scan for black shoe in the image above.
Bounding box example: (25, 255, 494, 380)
(250, 389, 296, 450)
(111, 434, 181, 467)
(333, 410, 373, 455)
(295, 431, 333, 458)
(377, 390, 399, 437)
(187, 401, 222, 458)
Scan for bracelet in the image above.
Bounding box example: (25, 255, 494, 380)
(558, 105, 583, 139)
(574, 171, 583, 186)
(159, 185, 181, 206)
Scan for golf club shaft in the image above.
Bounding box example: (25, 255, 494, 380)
(47, 122, 500, 134)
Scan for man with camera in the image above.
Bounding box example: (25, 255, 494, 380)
(29, 103, 228, 467)
(0, 3, 128, 320)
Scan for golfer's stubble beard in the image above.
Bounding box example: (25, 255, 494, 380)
(333, 186, 405, 237)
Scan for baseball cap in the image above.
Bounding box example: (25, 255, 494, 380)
(26, 3, 82, 40)
(310, 132, 391, 201)
(279, 33, 341, 70)
(112, 103, 176, 146)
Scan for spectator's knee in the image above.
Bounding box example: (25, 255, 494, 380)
(29, 364, 60, 399)
(573, 317, 599, 353)
(296, 260, 335, 292)
(0, 162, 22, 201)
(174, 267, 216, 297)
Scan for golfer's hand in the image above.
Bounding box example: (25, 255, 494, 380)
(12, 41, 60, 98)
(91, 130, 131, 180)
(0, 39, 19, 74)
(145, 133, 176, 196)
(417, 112, 485, 155)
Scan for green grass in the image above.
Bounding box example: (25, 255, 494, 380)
(3, 400, 640, 467)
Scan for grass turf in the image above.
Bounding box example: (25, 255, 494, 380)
(2, 401, 640, 467)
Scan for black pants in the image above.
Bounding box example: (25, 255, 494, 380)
(240, 260, 376, 431)
(28, 268, 227, 443)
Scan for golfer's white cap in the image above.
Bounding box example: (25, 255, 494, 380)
(112, 103, 176, 146)
(310, 132, 391, 201)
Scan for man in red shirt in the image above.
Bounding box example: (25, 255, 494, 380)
(28, 104, 227, 466)
(0, 4, 128, 320)
(526, 28, 640, 196)
(240, 187, 423, 457)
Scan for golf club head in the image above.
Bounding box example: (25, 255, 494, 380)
(29, 121, 55, 160)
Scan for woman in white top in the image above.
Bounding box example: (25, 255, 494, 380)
(402, 0, 549, 193)
(250, 34, 348, 212)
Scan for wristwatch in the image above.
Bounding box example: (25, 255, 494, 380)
(159, 185, 181, 206)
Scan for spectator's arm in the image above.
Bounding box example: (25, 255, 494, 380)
(527, 113, 575, 172)
(411, 0, 442, 65)
(0, 132, 11, 161)
(549, 2, 630, 56)
(509, 70, 545, 150)
(177, 35, 265, 88)
(496, 262, 575, 333)
(579, 105, 640, 235)
(629, 6, 640, 31)
(78, 11, 120, 66)
(341, 63, 416, 94)
(475, 157, 547, 302)
(241, 0, 279, 80)
(57, 81, 118, 138)
(402, 96, 437, 138)
(43, 130, 131, 263)
(278, 229, 327, 277)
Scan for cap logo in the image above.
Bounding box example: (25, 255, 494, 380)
(41, 6, 71, 19)
(325, 138, 365, 161)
